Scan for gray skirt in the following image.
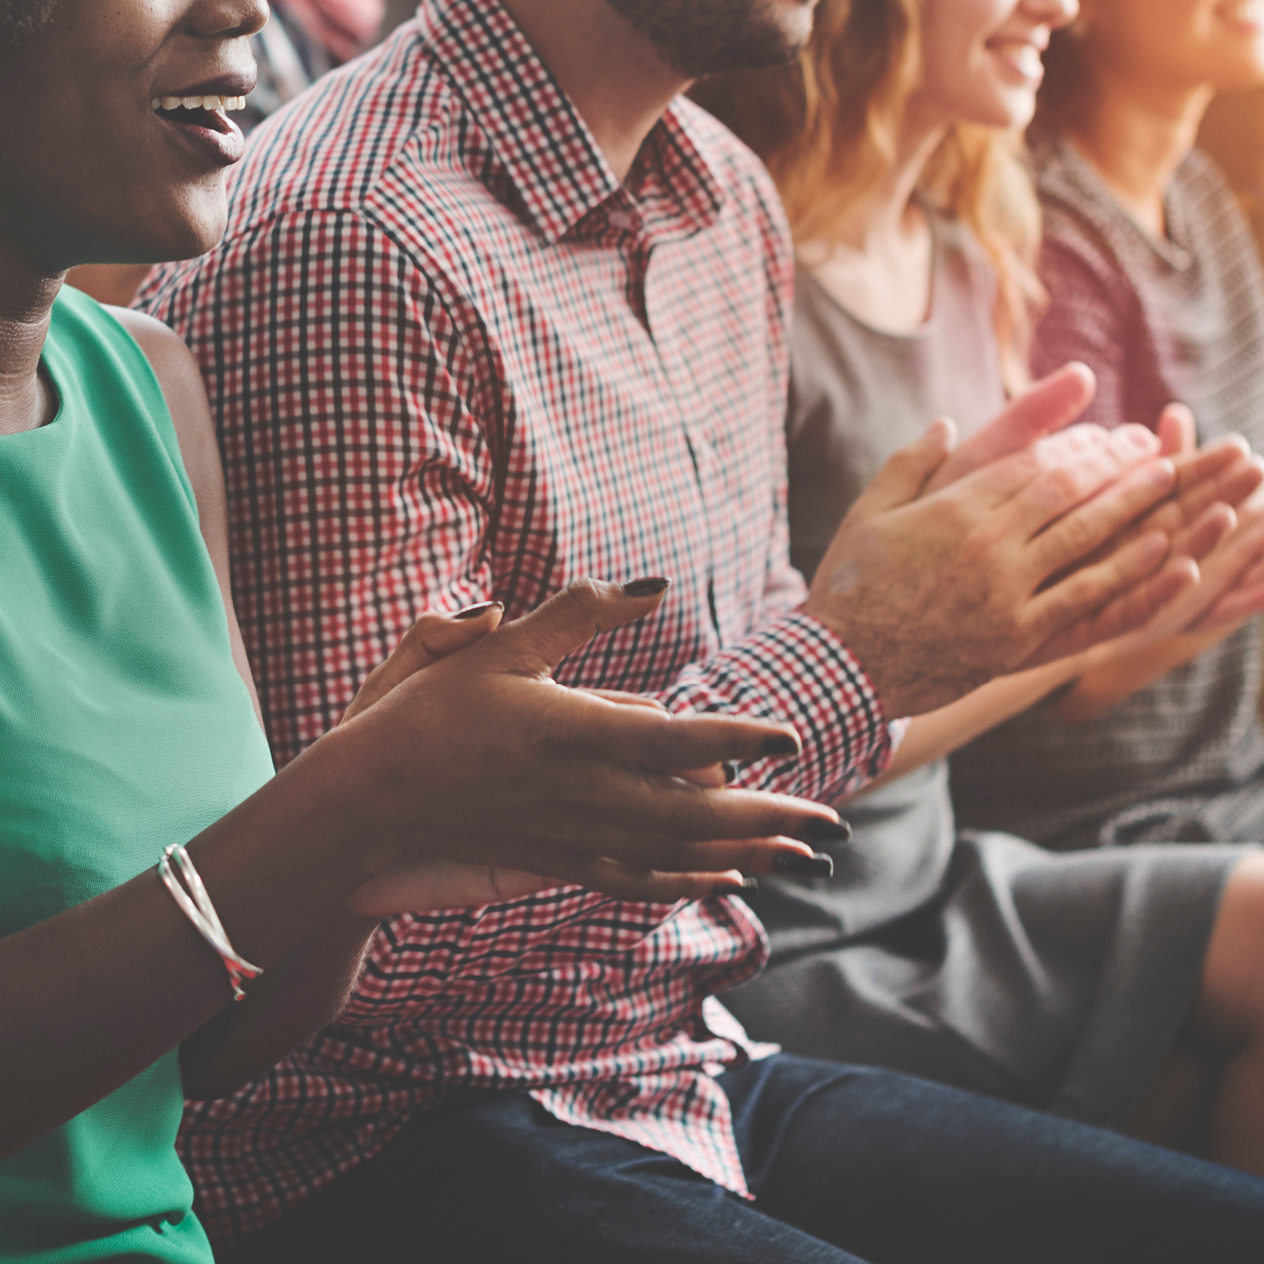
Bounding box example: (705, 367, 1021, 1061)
(723, 829, 1251, 1131)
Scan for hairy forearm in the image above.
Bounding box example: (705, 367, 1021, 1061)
(0, 728, 395, 1160)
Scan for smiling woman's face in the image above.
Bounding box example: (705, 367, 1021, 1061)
(0, 0, 267, 271)
(1077, 0, 1264, 93)
(912, 0, 1079, 131)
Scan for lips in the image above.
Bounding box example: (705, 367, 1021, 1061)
(151, 75, 254, 167)
(985, 38, 1045, 84)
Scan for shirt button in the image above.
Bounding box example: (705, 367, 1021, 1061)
(608, 211, 638, 231)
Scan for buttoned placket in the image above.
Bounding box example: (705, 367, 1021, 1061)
(644, 261, 727, 645)
(583, 183, 733, 649)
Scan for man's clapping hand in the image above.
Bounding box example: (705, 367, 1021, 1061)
(801, 361, 1263, 718)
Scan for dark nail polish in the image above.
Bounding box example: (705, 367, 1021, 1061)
(722, 761, 738, 785)
(455, 600, 503, 620)
(622, 576, 671, 597)
(774, 851, 835, 878)
(800, 817, 852, 844)
(761, 733, 801, 758)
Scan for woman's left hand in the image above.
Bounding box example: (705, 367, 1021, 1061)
(339, 606, 739, 916)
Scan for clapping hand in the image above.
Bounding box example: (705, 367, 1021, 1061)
(338, 580, 844, 914)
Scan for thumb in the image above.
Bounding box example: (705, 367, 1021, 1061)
(342, 601, 504, 722)
(492, 577, 671, 674)
(1156, 402, 1196, 456)
(924, 361, 1096, 494)
(858, 417, 957, 513)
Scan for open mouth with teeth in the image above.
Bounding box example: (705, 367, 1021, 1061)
(151, 94, 247, 129)
(150, 92, 249, 165)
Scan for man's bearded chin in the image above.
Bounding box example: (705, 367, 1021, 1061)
(603, 0, 815, 78)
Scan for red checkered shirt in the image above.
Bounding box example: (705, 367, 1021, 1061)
(138, 0, 897, 1246)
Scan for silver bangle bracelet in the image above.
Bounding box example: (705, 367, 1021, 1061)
(158, 844, 263, 1002)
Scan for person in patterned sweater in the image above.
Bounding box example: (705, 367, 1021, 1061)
(139, 0, 1264, 1259)
(696, 0, 1264, 1185)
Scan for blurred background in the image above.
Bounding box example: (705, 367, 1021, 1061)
(69, 9, 1264, 320)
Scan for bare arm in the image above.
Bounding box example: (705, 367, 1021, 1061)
(110, 309, 380, 1097)
(854, 658, 1084, 796)
(0, 721, 395, 1158)
(111, 309, 261, 721)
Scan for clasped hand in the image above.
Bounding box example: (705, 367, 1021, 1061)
(805, 362, 1264, 718)
(329, 580, 844, 915)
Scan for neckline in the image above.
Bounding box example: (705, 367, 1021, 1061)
(801, 208, 945, 341)
(1054, 137, 1193, 270)
(419, 0, 724, 247)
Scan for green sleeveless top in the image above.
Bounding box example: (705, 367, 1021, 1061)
(0, 288, 274, 1261)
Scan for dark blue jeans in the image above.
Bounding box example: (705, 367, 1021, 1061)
(231, 1054, 1264, 1263)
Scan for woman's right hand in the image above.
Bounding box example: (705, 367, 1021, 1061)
(332, 579, 842, 907)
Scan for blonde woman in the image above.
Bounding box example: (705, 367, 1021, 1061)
(697, 0, 1264, 1174)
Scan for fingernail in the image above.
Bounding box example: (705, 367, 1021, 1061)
(455, 601, 503, 620)
(722, 761, 738, 785)
(774, 852, 835, 878)
(741, 876, 760, 890)
(622, 577, 671, 597)
(761, 733, 801, 758)
(800, 817, 852, 843)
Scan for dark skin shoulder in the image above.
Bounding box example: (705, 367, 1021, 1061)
(107, 306, 261, 721)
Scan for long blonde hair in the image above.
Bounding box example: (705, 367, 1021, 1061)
(691, 0, 1043, 391)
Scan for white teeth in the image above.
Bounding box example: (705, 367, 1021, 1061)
(1014, 44, 1042, 78)
(150, 94, 247, 113)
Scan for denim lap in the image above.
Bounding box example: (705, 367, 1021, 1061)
(232, 1053, 1264, 1263)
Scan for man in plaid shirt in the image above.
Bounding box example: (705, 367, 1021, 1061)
(137, 0, 1264, 1259)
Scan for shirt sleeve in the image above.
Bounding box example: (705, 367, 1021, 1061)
(658, 610, 896, 802)
(656, 313, 896, 804)
(669, 163, 898, 803)
(138, 209, 895, 798)
(138, 211, 500, 767)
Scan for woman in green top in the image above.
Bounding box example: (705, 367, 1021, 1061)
(0, 4, 852, 1257)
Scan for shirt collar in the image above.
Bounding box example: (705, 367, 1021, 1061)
(419, 0, 725, 246)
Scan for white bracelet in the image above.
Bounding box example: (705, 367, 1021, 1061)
(158, 844, 263, 1002)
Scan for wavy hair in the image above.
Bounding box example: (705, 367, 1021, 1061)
(691, 0, 1043, 391)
